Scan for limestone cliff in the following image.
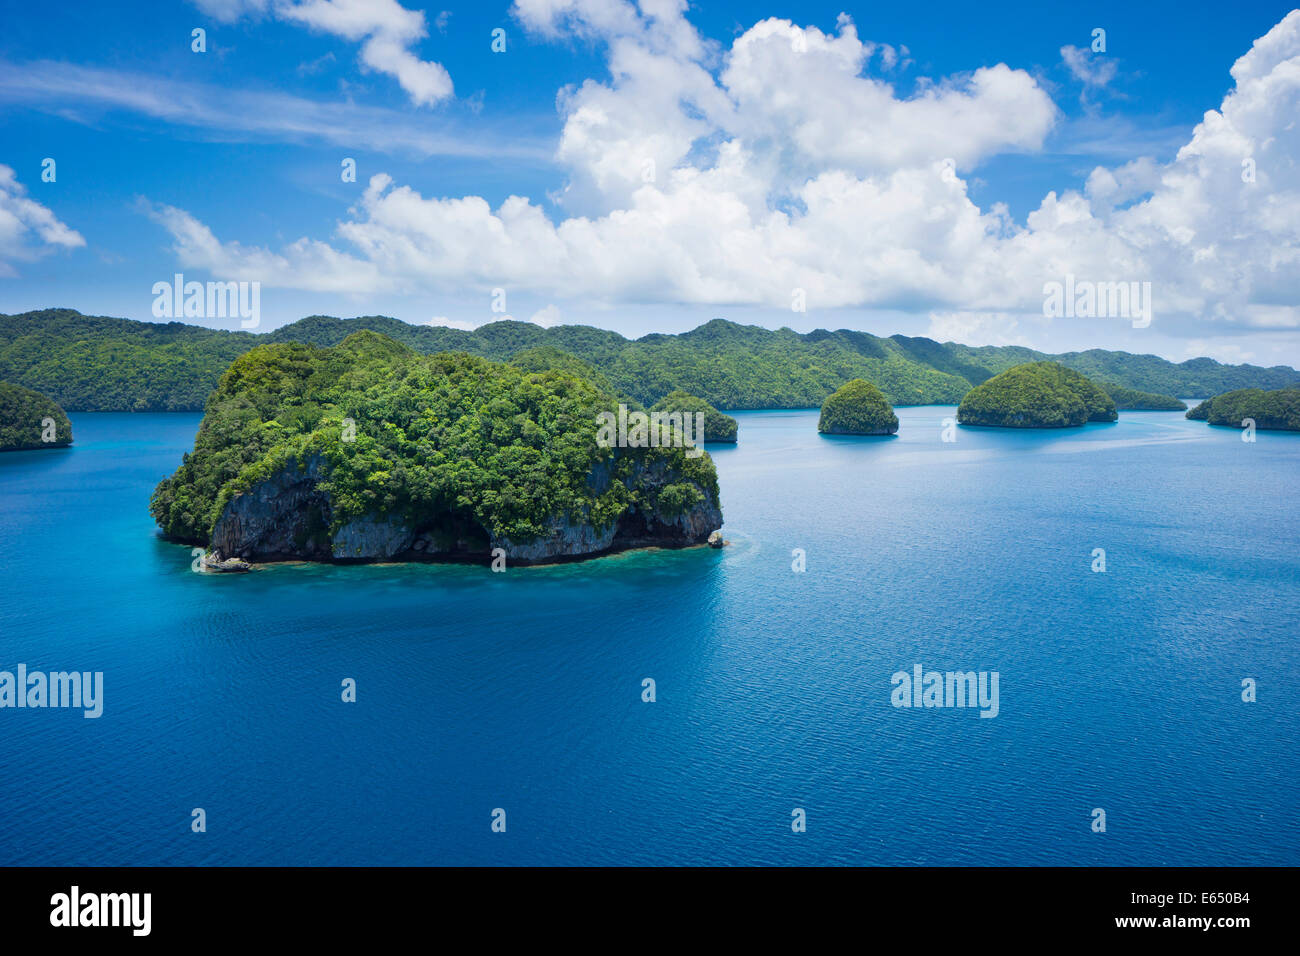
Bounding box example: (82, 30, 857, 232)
(205, 449, 722, 566)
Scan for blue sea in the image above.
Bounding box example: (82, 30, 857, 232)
(1, 407, 1296, 866)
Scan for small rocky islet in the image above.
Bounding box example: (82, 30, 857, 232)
(815, 364, 1152, 435)
(818, 379, 899, 435)
(956, 361, 1118, 428)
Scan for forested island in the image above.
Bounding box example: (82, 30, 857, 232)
(818, 379, 899, 435)
(4, 308, 1296, 413)
(0, 382, 72, 451)
(1101, 384, 1187, 410)
(652, 390, 738, 442)
(1187, 385, 1300, 431)
(957, 362, 1118, 428)
(150, 332, 723, 566)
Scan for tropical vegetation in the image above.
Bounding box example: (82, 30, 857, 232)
(957, 362, 1118, 428)
(1100, 384, 1187, 410)
(651, 390, 738, 442)
(0, 382, 72, 451)
(818, 379, 899, 435)
(5, 308, 1297, 413)
(150, 332, 720, 545)
(1186, 386, 1300, 431)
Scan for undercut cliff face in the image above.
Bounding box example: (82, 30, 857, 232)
(205, 448, 721, 565)
(154, 333, 723, 568)
(208, 456, 333, 560)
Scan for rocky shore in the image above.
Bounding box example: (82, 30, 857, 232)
(200, 451, 722, 568)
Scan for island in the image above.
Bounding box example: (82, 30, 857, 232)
(817, 379, 899, 435)
(1102, 384, 1187, 411)
(651, 390, 738, 442)
(150, 332, 723, 567)
(957, 361, 1118, 428)
(1186, 385, 1300, 431)
(0, 382, 72, 451)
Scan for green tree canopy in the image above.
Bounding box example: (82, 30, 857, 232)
(8, 309, 1296, 413)
(818, 379, 899, 435)
(957, 362, 1118, 428)
(150, 332, 721, 547)
(651, 389, 738, 442)
(0, 382, 72, 451)
(1186, 385, 1300, 430)
(1100, 383, 1187, 410)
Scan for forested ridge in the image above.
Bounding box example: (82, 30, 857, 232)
(5, 308, 1296, 413)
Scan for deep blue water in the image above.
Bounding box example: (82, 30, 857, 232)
(1, 407, 1296, 866)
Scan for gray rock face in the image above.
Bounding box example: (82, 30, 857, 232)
(609, 454, 722, 551)
(205, 449, 721, 566)
(209, 456, 332, 561)
(493, 517, 618, 563)
(200, 553, 252, 572)
(332, 516, 414, 560)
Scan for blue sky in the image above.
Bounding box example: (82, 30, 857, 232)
(1, 0, 1298, 366)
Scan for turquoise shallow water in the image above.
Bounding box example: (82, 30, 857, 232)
(0, 406, 1296, 865)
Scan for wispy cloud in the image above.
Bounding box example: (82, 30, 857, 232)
(0, 164, 84, 277)
(1059, 44, 1123, 113)
(1047, 114, 1193, 161)
(0, 60, 555, 162)
(191, 0, 453, 105)
(296, 51, 337, 76)
(1060, 45, 1118, 89)
(416, 314, 477, 330)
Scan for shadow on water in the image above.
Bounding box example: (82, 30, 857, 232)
(816, 432, 898, 441)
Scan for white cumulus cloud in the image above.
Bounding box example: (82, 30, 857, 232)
(148, 7, 1300, 345)
(416, 315, 478, 330)
(528, 304, 563, 327)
